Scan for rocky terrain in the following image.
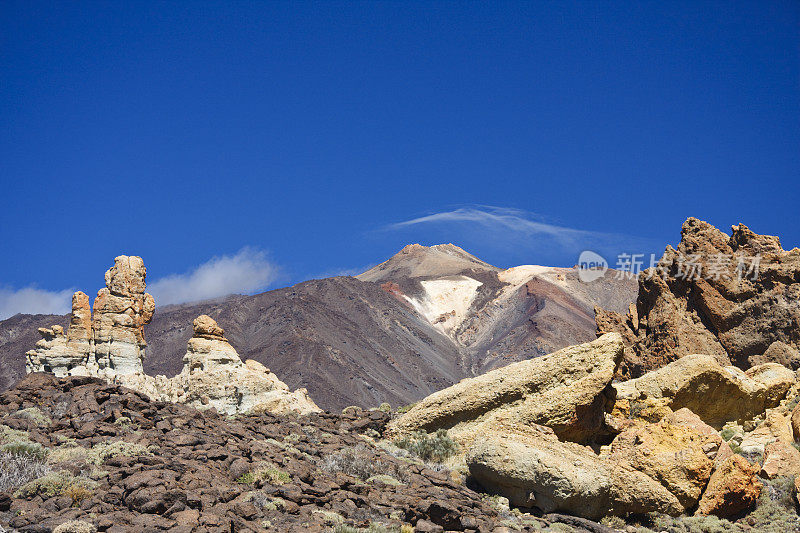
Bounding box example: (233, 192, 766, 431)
(0, 244, 636, 411)
(596, 217, 800, 379)
(3, 218, 800, 532)
(0, 372, 580, 533)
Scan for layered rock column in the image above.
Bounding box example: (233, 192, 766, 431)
(25, 291, 93, 376)
(91, 256, 155, 376)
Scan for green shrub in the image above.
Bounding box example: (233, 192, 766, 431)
(719, 427, 735, 441)
(378, 403, 392, 413)
(47, 445, 88, 465)
(0, 425, 32, 445)
(237, 464, 291, 485)
(366, 474, 405, 486)
(87, 440, 151, 465)
(1, 441, 47, 460)
(13, 470, 97, 500)
(396, 403, 416, 414)
(11, 407, 51, 427)
(394, 429, 459, 463)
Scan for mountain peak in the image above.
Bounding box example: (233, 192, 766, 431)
(356, 243, 498, 282)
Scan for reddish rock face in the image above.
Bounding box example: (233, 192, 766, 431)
(596, 217, 800, 378)
(696, 455, 762, 518)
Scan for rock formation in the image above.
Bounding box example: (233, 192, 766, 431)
(695, 455, 762, 517)
(466, 423, 682, 520)
(25, 292, 95, 376)
(25, 257, 319, 416)
(595, 217, 800, 378)
(387, 333, 624, 446)
(90, 256, 155, 376)
(122, 315, 320, 415)
(612, 354, 795, 428)
(391, 332, 799, 520)
(26, 256, 154, 377)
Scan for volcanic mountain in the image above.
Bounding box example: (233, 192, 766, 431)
(0, 245, 636, 410)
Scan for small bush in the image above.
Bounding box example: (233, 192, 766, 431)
(0, 425, 30, 444)
(13, 470, 97, 500)
(11, 407, 51, 427)
(333, 524, 407, 533)
(0, 451, 51, 493)
(319, 443, 410, 484)
(64, 483, 94, 506)
(48, 445, 88, 465)
(395, 403, 416, 414)
(394, 429, 459, 463)
(378, 403, 392, 413)
(366, 474, 405, 486)
(52, 521, 97, 533)
(1, 441, 47, 460)
(87, 440, 151, 465)
(237, 464, 291, 485)
(719, 427, 736, 441)
(250, 492, 288, 512)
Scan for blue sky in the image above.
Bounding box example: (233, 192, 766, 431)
(1, 1, 798, 317)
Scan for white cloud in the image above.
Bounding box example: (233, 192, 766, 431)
(148, 247, 279, 306)
(389, 206, 596, 246)
(0, 286, 74, 320)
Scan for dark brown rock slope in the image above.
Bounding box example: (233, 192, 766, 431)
(0, 373, 558, 532)
(596, 218, 800, 379)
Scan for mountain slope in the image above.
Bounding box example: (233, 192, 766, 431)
(0, 245, 637, 411)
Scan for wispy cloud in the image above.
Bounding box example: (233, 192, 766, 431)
(148, 247, 280, 306)
(0, 286, 74, 320)
(385, 206, 659, 265)
(388, 206, 601, 246)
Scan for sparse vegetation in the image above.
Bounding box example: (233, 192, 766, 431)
(11, 407, 51, 427)
(395, 403, 416, 414)
(0, 451, 52, 493)
(320, 443, 408, 483)
(13, 470, 97, 501)
(366, 474, 405, 486)
(1, 440, 47, 460)
(52, 521, 97, 533)
(237, 464, 291, 485)
(378, 403, 392, 413)
(719, 427, 736, 441)
(393, 429, 459, 463)
(87, 440, 151, 465)
(333, 524, 410, 533)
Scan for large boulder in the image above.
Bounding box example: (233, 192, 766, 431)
(613, 354, 795, 428)
(388, 334, 624, 445)
(696, 455, 762, 518)
(607, 409, 719, 508)
(466, 424, 682, 520)
(595, 218, 800, 378)
(761, 441, 800, 480)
